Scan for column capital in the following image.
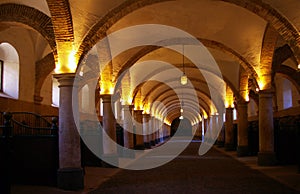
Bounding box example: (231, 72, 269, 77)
(210, 114, 218, 118)
(100, 94, 112, 103)
(225, 107, 234, 110)
(134, 110, 143, 114)
(236, 97, 249, 105)
(121, 104, 134, 110)
(259, 89, 274, 97)
(143, 113, 150, 117)
(53, 73, 76, 87)
(237, 100, 249, 108)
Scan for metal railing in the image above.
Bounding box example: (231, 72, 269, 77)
(0, 112, 58, 137)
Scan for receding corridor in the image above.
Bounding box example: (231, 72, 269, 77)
(90, 141, 299, 194)
(1, 1, 300, 193)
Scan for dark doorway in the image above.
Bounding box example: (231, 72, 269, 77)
(171, 118, 192, 136)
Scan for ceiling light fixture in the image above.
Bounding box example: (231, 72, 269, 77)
(180, 45, 187, 85)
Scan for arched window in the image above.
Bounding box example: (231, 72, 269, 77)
(0, 59, 3, 92)
(282, 78, 292, 109)
(248, 98, 258, 117)
(52, 78, 59, 107)
(275, 76, 298, 110)
(0, 42, 19, 99)
(233, 108, 237, 120)
(81, 84, 89, 113)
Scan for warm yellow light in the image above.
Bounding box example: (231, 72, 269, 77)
(156, 114, 163, 121)
(203, 112, 208, 119)
(225, 102, 234, 108)
(165, 119, 171, 126)
(245, 95, 250, 102)
(164, 118, 171, 126)
(143, 106, 150, 114)
(100, 80, 114, 95)
(122, 97, 133, 105)
(225, 86, 234, 108)
(180, 74, 188, 85)
(134, 101, 143, 111)
(180, 108, 183, 113)
(198, 116, 202, 122)
(55, 42, 78, 73)
(179, 115, 184, 120)
(258, 79, 265, 90)
(298, 64, 300, 69)
(68, 50, 77, 72)
(109, 87, 114, 94)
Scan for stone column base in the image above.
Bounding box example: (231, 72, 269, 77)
(258, 152, 277, 166)
(101, 154, 119, 168)
(217, 141, 224, 147)
(150, 140, 156, 146)
(57, 168, 84, 190)
(237, 146, 249, 157)
(144, 142, 151, 149)
(225, 143, 235, 151)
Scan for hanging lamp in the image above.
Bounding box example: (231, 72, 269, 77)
(180, 45, 187, 85)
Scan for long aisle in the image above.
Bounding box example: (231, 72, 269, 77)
(90, 142, 299, 194)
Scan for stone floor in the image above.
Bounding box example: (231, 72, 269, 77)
(11, 140, 300, 194)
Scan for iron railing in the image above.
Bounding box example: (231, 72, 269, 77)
(0, 112, 58, 136)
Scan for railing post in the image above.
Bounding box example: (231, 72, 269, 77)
(3, 112, 12, 138)
(51, 117, 58, 136)
(1, 112, 12, 194)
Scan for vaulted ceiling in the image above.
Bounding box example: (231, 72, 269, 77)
(0, 0, 299, 124)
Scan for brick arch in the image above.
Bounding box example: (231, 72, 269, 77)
(259, 25, 279, 90)
(34, 53, 55, 103)
(271, 43, 300, 93)
(78, 0, 300, 68)
(77, 0, 172, 64)
(46, 0, 74, 42)
(220, 0, 300, 62)
(276, 66, 300, 93)
(0, 3, 55, 49)
(114, 38, 259, 85)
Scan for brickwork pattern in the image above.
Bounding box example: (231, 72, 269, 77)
(35, 53, 55, 102)
(46, 0, 74, 42)
(0, 3, 55, 49)
(221, 0, 300, 62)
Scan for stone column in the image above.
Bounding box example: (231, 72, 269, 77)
(225, 108, 235, 151)
(115, 99, 122, 123)
(151, 117, 156, 146)
(143, 114, 151, 148)
(54, 73, 83, 190)
(237, 101, 249, 157)
(122, 105, 134, 149)
(217, 114, 224, 147)
(157, 119, 162, 143)
(133, 110, 144, 150)
(258, 90, 276, 166)
(211, 115, 218, 142)
(203, 119, 208, 135)
(101, 94, 118, 166)
(198, 122, 202, 139)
